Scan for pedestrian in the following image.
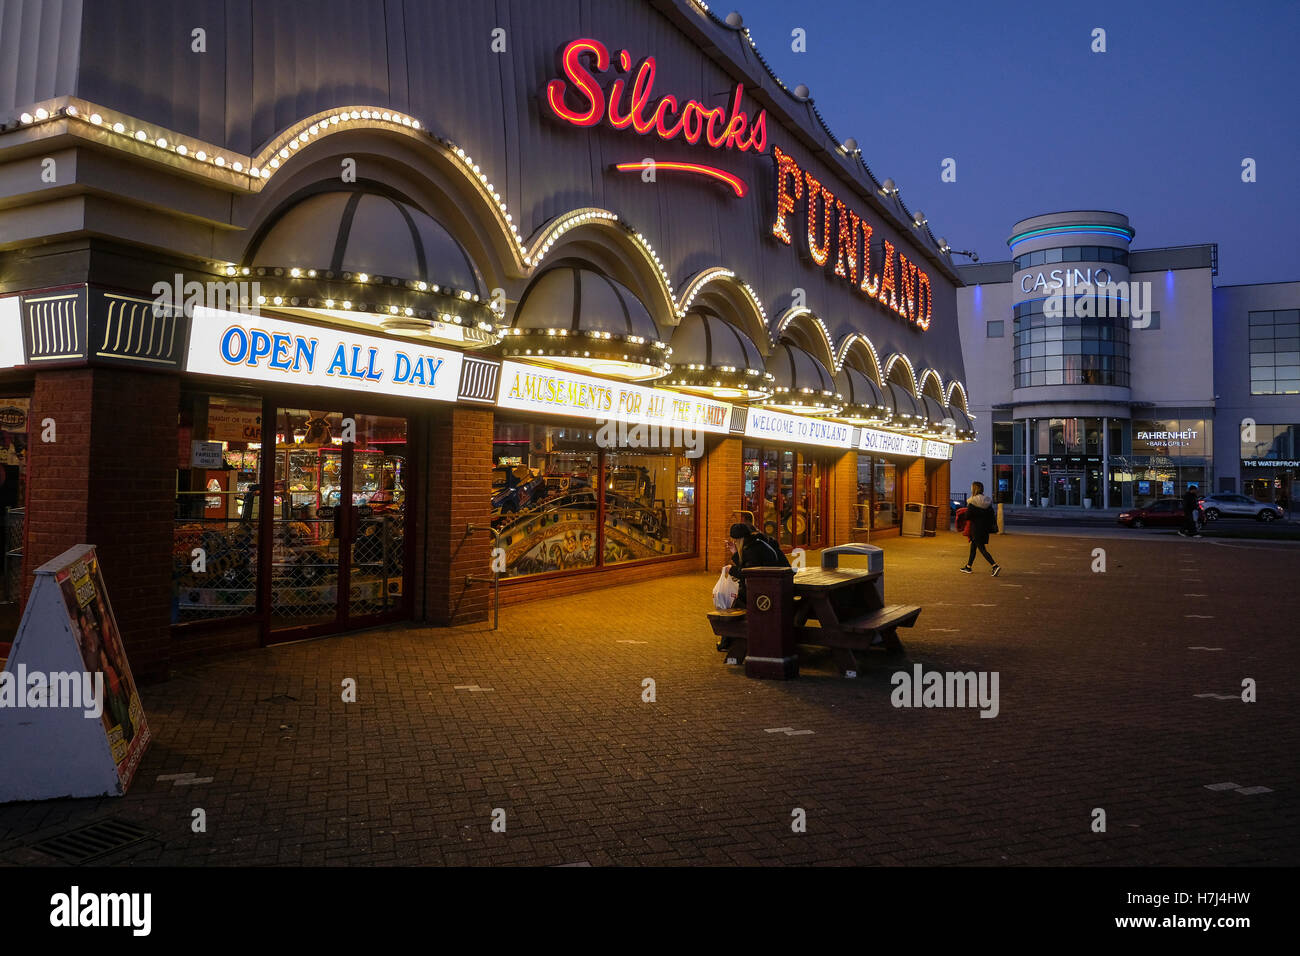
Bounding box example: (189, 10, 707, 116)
(959, 482, 1001, 576)
(724, 522, 788, 609)
(1180, 483, 1201, 537)
(716, 523, 788, 652)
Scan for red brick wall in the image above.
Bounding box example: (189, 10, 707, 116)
(170, 622, 260, 664)
(830, 450, 858, 545)
(24, 368, 179, 680)
(501, 553, 701, 606)
(702, 436, 741, 573)
(417, 405, 493, 625)
(930, 460, 952, 529)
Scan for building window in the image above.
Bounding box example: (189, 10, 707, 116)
(855, 455, 900, 531)
(1249, 310, 1300, 395)
(743, 446, 828, 547)
(1013, 298, 1130, 387)
(492, 421, 696, 578)
(0, 395, 29, 606)
(987, 320, 1004, 338)
(1012, 246, 1129, 271)
(174, 393, 263, 624)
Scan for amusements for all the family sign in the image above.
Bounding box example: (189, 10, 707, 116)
(0, 545, 151, 802)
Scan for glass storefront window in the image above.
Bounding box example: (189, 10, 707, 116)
(0, 395, 29, 607)
(492, 421, 696, 578)
(269, 408, 411, 629)
(174, 393, 262, 624)
(605, 450, 695, 565)
(743, 446, 831, 545)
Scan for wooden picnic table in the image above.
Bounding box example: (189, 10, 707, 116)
(791, 567, 920, 676)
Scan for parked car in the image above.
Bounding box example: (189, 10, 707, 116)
(1117, 499, 1187, 528)
(1196, 493, 1284, 522)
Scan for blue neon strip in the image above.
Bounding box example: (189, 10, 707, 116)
(1008, 226, 1135, 251)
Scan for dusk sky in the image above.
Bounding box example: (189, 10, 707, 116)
(734, 0, 1300, 285)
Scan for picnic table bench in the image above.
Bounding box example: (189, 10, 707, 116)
(707, 561, 920, 678)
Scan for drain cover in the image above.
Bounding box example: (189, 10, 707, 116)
(31, 818, 155, 864)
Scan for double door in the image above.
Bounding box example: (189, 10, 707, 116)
(741, 447, 826, 549)
(266, 406, 410, 641)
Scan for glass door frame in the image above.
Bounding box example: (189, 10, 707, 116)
(258, 393, 416, 645)
(741, 443, 830, 551)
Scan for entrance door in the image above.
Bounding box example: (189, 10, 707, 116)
(1050, 470, 1082, 506)
(267, 407, 410, 640)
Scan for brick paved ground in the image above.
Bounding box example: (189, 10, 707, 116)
(1, 529, 1297, 866)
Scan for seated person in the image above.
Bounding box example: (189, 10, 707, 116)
(718, 523, 789, 651)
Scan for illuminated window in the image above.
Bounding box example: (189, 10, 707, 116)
(1249, 310, 1300, 395)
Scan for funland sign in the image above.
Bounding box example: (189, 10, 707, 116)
(543, 37, 934, 334)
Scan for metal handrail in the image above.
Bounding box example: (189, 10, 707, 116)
(465, 523, 500, 630)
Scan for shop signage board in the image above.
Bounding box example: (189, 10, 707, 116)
(190, 440, 224, 469)
(0, 295, 23, 369)
(1243, 458, 1300, 468)
(743, 407, 853, 449)
(206, 405, 262, 442)
(0, 544, 151, 801)
(186, 308, 464, 404)
(496, 360, 732, 435)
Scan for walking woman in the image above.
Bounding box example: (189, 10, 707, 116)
(960, 482, 1001, 576)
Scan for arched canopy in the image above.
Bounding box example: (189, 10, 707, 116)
(774, 308, 837, 373)
(237, 184, 495, 346)
(758, 342, 843, 415)
(503, 262, 669, 381)
(666, 309, 773, 400)
(831, 365, 891, 424)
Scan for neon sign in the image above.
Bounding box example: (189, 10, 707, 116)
(546, 38, 768, 154)
(613, 160, 747, 197)
(772, 146, 933, 331)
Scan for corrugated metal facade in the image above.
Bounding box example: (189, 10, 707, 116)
(4, 0, 966, 387)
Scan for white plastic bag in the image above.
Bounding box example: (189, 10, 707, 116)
(712, 567, 739, 610)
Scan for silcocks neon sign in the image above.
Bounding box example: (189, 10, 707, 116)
(546, 37, 766, 195)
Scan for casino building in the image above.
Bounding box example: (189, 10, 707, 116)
(955, 210, 1299, 510)
(0, 0, 972, 676)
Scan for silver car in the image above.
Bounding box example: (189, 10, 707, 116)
(1197, 493, 1285, 522)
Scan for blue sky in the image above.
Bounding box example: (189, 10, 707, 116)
(733, 0, 1300, 284)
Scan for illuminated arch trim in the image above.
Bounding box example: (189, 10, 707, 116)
(946, 380, 970, 413)
(883, 353, 920, 398)
(918, 368, 946, 401)
(834, 333, 884, 382)
(773, 306, 837, 367)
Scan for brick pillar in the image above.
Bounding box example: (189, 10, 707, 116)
(702, 436, 742, 573)
(930, 460, 952, 528)
(418, 405, 492, 625)
(830, 450, 858, 544)
(24, 368, 178, 680)
(901, 456, 927, 507)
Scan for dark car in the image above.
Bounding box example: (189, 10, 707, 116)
(1117, 499, 1187, 528)
(1196, 493, 1284, 522)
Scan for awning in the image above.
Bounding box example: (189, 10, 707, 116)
(883, 382, 923, 426)
(666, 310, 773, 399)
(504, 264, 669, 381)
(242, 188, 496, 347)
(757, 343, 843, 414)
(831, 365, 891, 424)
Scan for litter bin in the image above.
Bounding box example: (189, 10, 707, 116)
(902, 502, 925, 537)
(922, 504, 938, 536)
